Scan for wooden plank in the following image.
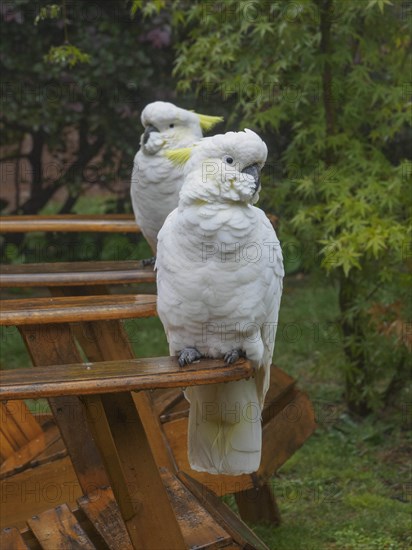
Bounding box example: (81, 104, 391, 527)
(235, 484, 281, 526)
(178, 472, 270, 550)
(161, 468, 232, 549)
(0, 527, 29, 549)
(0, 295, 157, 326)
(258, 390, 316, 481)
(82, 394, 135, 521)
(0, 455, 81, 530)
(0, 403, 29, 450)
(18, 324, 111, 493)
(0, 428, 15, 460)
(77, 486, 133, 550)
(27, 503, 96, 549)
(0, 422, 61, 479)
(30, 432, 67, 468)
(2, 401, 43, 442)
(90, 392, 186, 548)
(262, 366, 296, 424)
(0, 214, 139, 233)
(0, 357, 254, 400)
(0, 261, 155, 288)
(151, 388, 186, 418)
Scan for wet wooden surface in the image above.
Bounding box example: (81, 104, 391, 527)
(0, 214, 138, 233)
(0, 422, 61, 479)
(0, 261, 155, 288)
(0, 455, 82, 530)
(179, 472, 270, 550)
(89, 393, 187, 548)
(0, 357, 254, 400)
(161, 468, 231, 549)
(0, 527, 29, 549)
(78, 487, 133, 550)
(0, 401, 43, 462)
(0, 294, 157, 325)
(27, 504, 96, 550)
(19, 323, 111, 494)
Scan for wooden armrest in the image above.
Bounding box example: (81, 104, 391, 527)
(0, 214, 139, 233)
(0, 357, 253, 399)
(0, 260, 155, 288)
(0, 294, 157, 325)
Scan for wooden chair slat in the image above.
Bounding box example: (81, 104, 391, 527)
(0, 294, 157, 326)
(151, 388, 186, 418)
(0, 261, 155, 288)
(160, 468, 232, 548)
(0, 455, 82, 531)
(235, 484, 282, 526)
(27, 503, 96, 550)
(0, 428, 16, 459)
(29, 432, 67, 469)
(2, 401, 43, 442)
(87, 392, 186, 548)
(258, 390, 316, 481)
(77, 486, 133, 550)
(0, 214, 138, 233)
(178, 472, 271, 550)
(1, 527, 29, 550)
(0, 423, 61, 479)
(0, 403, 29, 450)
(18, 324, 111, 494)
(0, 356, 253, 400)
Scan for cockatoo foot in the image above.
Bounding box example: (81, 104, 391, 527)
(224, 348, 246, 364)
(142, 256, 156, 266)
(178, 347, 202, 367)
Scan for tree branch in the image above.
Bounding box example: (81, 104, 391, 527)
(317, 0, 336, 165)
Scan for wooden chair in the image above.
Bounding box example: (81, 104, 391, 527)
(0, 294, 270, 549)
(1, 214, 316, 526)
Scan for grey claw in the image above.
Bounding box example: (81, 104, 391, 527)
(142, 256, 156, 267)
(224, 349, 245, 364)
(178, 347, 202, 367)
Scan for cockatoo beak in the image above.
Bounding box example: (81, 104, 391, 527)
(143, 125, 159, 144)
(195, 113, 224, 132)
(242, 163, 261, 193)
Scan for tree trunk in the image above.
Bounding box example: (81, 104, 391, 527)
(339, 272, 371, 416)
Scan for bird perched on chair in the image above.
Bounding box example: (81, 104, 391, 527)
(156, 129, 284, 475)
(131, 101, 223, 257)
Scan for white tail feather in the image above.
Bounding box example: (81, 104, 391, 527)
(185, 378, 262, 475)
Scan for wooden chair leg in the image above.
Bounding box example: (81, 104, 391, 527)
(67, 315, 177, 472)
(19, 324, 110, 492)
(235, 482, 281, 525)
(84, 391, 186, 549)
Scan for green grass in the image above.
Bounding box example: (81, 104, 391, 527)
(1, 274, 410, 549)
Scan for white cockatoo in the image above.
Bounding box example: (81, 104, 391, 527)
(131, 101, 223, 255)
(156, 129, 284, 475)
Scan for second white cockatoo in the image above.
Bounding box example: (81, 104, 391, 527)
(156, 129, 284, 475)
(131, 101, 223, 256)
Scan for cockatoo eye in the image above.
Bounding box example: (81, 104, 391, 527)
(223, 155, 234, 165)
(169, 123, 175, 128)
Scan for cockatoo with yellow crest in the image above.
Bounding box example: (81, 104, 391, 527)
(156, 129, 284, 475)
(131, 101, 223, 256)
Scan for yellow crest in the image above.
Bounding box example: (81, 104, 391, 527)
(165, 147, 193, 166)
(195, 113, 224, 132)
